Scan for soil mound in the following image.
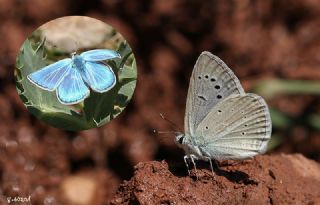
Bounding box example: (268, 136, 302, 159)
(111, 154, 320, 205)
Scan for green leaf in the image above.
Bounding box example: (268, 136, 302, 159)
(17, 39, 72, 113)
(308, 115, 320, 130)
(267, 134, 283, 151)
(115, 41, 134, 69)
(16, 39, 92, 131)
(269, 108, 292, 129)
(83, 41, 137, 126)
(118, 80, 136, 99)
(253, 79, 320, 99)
(17, 40, 63, 112)
(119, 58, 137, 82)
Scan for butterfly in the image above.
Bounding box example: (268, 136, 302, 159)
(27, 49, 121, 105)
(174, 51, 272, 176)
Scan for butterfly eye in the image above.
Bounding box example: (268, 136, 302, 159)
(178, 136, 184, 144)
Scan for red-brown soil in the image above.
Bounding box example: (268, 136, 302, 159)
(111, 154, 320, 205)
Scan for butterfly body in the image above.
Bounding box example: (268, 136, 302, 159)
(176, 133, 201, 156)
(28, 49, 120, 105)
(175, 51, 272, 174)
(72, 55, 86, 72)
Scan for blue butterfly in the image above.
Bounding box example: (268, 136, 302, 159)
(27, 49, 121, 105)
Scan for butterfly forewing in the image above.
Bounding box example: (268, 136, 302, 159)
(185, 52, 245, 136)
(81, 49, 120, 62)
(195, 94, 272, 160)
(27, 58, 72, 91)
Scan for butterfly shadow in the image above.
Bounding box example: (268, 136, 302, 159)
(202, 160, 258, 185)
(162, 151, 190, 177)
(214, 167, 257, 185)
(168, 160, 258, 185)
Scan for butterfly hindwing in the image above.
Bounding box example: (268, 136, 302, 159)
(80, 49, 120, 62)
(80, 62, 116, 93)
(185, 52, 245, 136)
(27, 58, 72, 91)
(195, 94, 272, 160)
(57, 65, 90, 105)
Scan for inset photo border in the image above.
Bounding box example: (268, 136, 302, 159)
(15, 16, 137, 131)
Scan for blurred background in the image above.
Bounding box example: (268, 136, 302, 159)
(0, 0, 320, 204)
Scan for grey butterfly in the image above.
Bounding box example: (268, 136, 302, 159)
(175, 51, 272, 175)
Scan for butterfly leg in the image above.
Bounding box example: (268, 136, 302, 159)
(205, 157, 215, 177)
(190, 154, 198, 179)
(183, 155, 191, 175)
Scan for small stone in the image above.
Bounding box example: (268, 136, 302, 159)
(61, 174, 97, 205)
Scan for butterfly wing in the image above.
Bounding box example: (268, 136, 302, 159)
(80, 49, 120, 62)
(185, 51, 245, 136)
(195, 94, 272, 160)
(57, 64, 90, 105)
(27, 58, 72, 91)
(79, 62, 116, 93)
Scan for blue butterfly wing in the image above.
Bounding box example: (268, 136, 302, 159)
(80, 49, 120, 62)
(80, 62, 116, 93)
(57, 65, 90, 105)
(27, 58, 72, 91)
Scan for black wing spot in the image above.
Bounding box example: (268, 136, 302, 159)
(205, 75, 209, 79)
(198, 95, 207, 101)
(244, 124, 248, 127)
(217, 95, 222, 99)
(210, 78, 216, 82)
(198, 76, 201, 80)
(205, 126, 209, 129)
(242, 132, 245, 135)
(214, 85, 221, 89)
(218, 110, 222, 113)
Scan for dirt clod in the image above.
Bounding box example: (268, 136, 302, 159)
(111, 154, 320, 205)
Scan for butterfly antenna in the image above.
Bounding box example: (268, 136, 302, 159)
(153, 129, 177, 143)
(153, 129, 180, 135)
(71, 41, 80, 56)
(159, 113, 182, 132)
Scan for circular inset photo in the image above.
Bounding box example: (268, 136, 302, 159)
(15, 16, 137, 131)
